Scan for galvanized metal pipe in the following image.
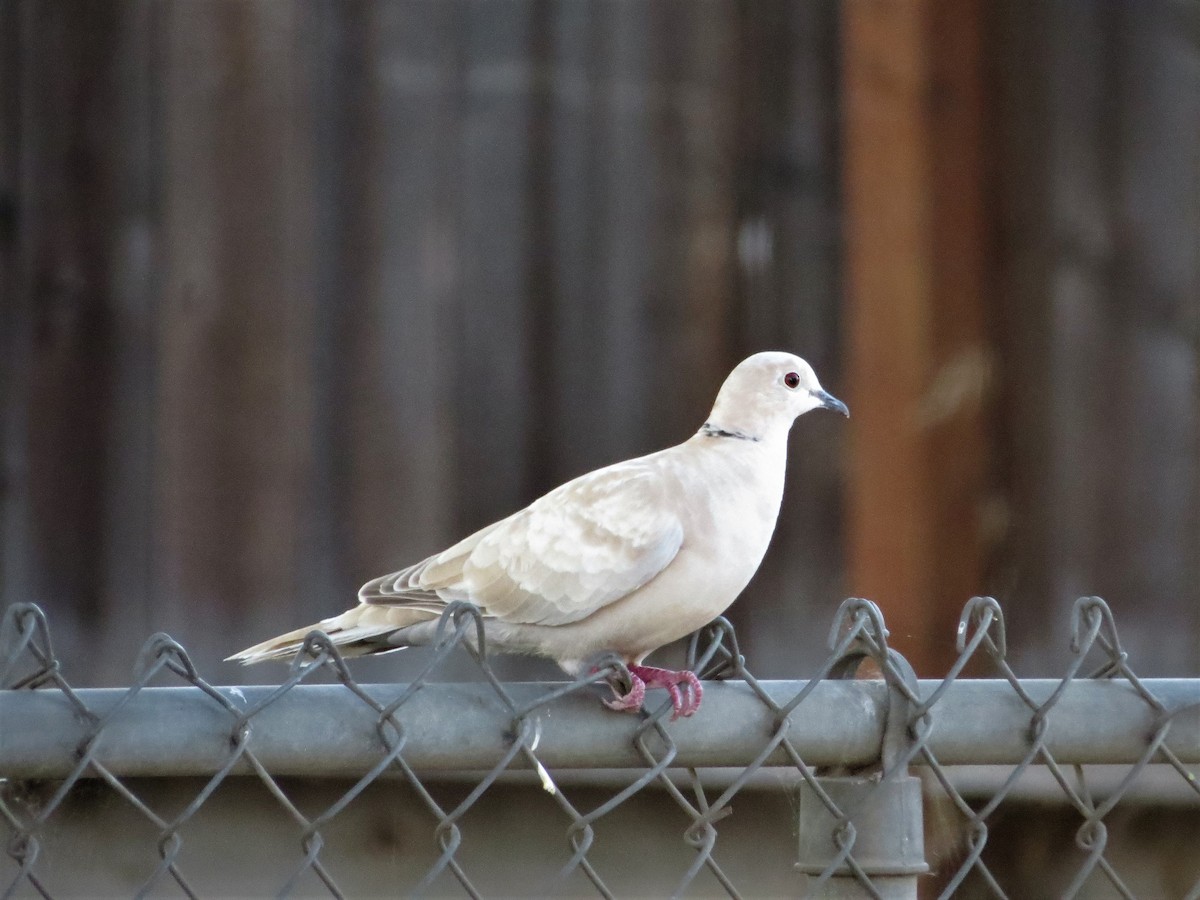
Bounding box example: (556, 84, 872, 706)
(0, 679, 1196, 779)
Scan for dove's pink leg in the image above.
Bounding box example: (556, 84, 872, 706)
(605, 666, 703, 720)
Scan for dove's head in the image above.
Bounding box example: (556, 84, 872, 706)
(705, 351, 848, 441)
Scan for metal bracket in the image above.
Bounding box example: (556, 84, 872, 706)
(796, 601, 929, 898)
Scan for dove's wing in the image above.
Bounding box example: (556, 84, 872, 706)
(359, 458, 685, 627)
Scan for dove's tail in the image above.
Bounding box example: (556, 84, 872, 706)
(226, 605, 441, 664)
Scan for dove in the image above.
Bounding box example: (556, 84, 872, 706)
(228, 351, 848, 719)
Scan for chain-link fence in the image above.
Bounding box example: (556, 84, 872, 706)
(1, 596, 1198, 899)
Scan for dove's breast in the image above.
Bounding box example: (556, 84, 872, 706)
(660, 435, 788, 610)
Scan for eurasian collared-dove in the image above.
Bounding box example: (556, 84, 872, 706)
(228, 351, 847, 718)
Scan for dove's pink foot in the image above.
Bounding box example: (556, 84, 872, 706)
(604, 665, 703, 720)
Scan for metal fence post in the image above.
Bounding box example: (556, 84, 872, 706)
(796, 773, 927, 899)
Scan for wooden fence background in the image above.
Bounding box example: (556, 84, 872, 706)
(1, 0, 1197, 688)
(991, 1, 1200, 675)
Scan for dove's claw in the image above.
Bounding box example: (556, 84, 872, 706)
(627, 665, 704, 720)
(600, 666, 704, 718)
(603, 670, 646, 712)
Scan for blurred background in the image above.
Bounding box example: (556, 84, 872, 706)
(2, 2, 1199, 681)
(2, 1, 1199, 896)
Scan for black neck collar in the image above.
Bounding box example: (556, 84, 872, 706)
(699, 422, 760, 442)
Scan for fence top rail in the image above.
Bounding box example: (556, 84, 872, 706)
(1, 678, 1197, 779)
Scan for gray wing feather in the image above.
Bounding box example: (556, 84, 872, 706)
(359, 460, 683, 627)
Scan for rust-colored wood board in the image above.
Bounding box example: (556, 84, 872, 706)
(841, 0, 994, 676)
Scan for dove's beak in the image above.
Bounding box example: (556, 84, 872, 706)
(814, 390, 849, 417)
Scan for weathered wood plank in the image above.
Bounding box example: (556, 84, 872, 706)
(2, 2, 130, 681)
(336, 1, 461, 587)
(992, 1, 1200, 674)
(725, 0, 847, 671)
(157, 2, 321, 670)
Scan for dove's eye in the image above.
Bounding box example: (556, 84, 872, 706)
(783, 372, 801, 389)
